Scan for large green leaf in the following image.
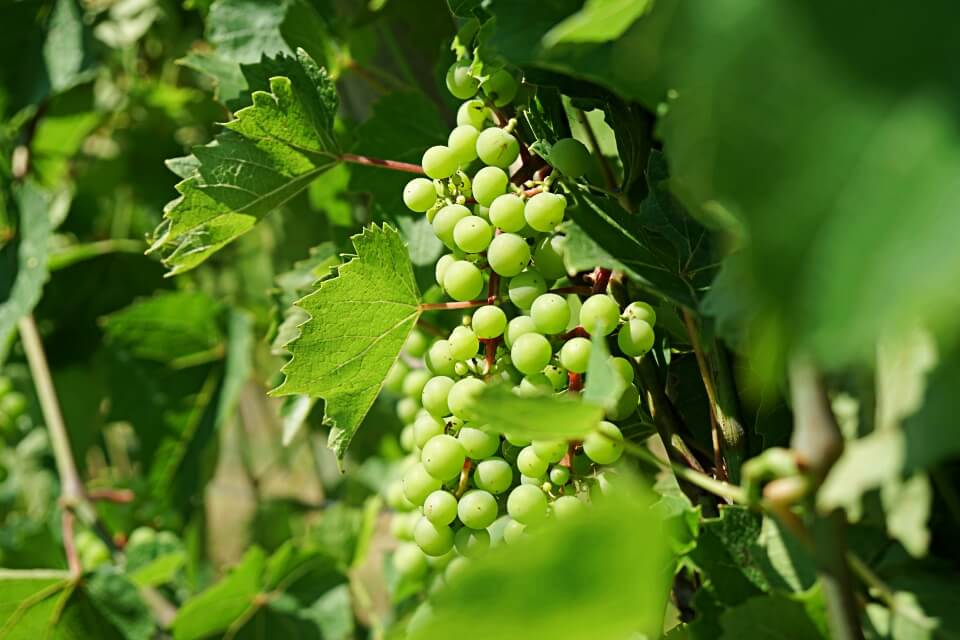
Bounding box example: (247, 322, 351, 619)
(472, 385, 605, 440)
(273, 224, 421, 459)
(149, 49, 339, 275)
(717, 588, 829, 640)
(543, 0, 653, 46)
(0, 572, 123, 639)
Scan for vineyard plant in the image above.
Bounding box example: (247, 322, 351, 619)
(2, 0, 959, 638)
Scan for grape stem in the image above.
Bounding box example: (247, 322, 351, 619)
(681, 309, 728, 481)
(339, 153, 425, 175)
(560, 326, 589, 340)
(454, 460, 474, 498)
(88, 488, 136, 504)
(618, 438, 746, 504)
(419, 299, 491, 311)
(591, 267, 612, 294)
(568, 372, 583, 393)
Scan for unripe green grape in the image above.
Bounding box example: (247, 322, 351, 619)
(422, 145, 458, 179)
(448, 124, 479, 166)
(396, 397, 419, 423)
(423, 490, 459, 526)
(432, 203, 471, 248)
(532, 439, 567, 464)
(457, 99, 490, 129)
(583, 420, 624, 465)
(476, 127, 520, 168)
(453, 215, 492, 253)
(524, 192, 566, 232)
(507, 269, 546, 310)
(606, 383, 640, 420)
(414, 517, 455, 556)
(543, 364, 568, 391)
(403, 463, 442, 505)
(507, 484, 548, 525)
(530, 293, 570, 334)
(553, 495, 586, 520)
(520, 474, 544, 487)
(0, 378, 11, 397)
(474, 204, 490, 221)
(446, 60, 478, 99)
(454, 527, 490, 558)
(580, 294, 620, 335)
(549, 138, 591, 178)
(473, 457, 513, 494)
(454, 361, 470, 377)
(447, 377, 485, 420)
(516, 373, 552, 397)
(1, 392, 26, 418)
(488, 193, 525, 232)
(472, 305, 506, 339)
(482, 68, 518, 106)
(394, 542, 429, 578)
(443, 260, 484, 301)
(505, 315, 537, 348)
(610, 357, 634, 384)
(487, 233, 531, 277)
(623, 301, 657, 326)
(421, 434, 467, 481)
(458, 426, 499, 459)
(504, 432, 531, 447)
(404, 330, 429, 357)
(559, 337, 591, 374)
(127, 526, 157, 550)
(533, 234, 567, 280)
(549, 465, 571, 486)
(445, 555, 471, 582)
(387, 480, 416, 511)
(402, 369, 431, 400)
(517, 446, 549, 477)
(435, 253, 456, 288)
(384, 360, 409, 393)
(428, 549, 456, 570)
(472, 166, 508, 207)
(400, 425, 416, 451)
(457, 489, 498, 529)
(391, 511, 417, 540)
(421, 375, 455, 417)
(617, 318, 655, 357)
(448, 326, 479, 361)
(510, 332, 552, 375)
(425, 340, 456, 376)
(403, 177, 437, 212)
(503, 518, 526, 544)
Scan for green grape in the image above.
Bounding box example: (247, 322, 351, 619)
(552, 495, 586, 520)
(404, 330, 429, 357)
(530, 293, 570, 334)
(403, 463, 442, 505)
(421, 375, 455, 417)
(423, 490, 458, 526)
(458, 426, 499, 459)
(421, 434, 467, 481)
(400, 425, 416, 451)
(384, 361, 409, 393)
(472, 305, 507, 339)
(446, 60, 479, 99)
(606, 383, 640, 421)
(579, 294, 620, 335)
(476, 127, 520, 168)
(623, 301, 657, 326)
(505, 432, 531, 448)
(473, 457, 513, 494)
(507, 484, 548, 525)
(482, 68, 518, 106)
(516, 373, 552, 397)
(422, 145, 458, 179)
(549, 465, 571, 486)
(559, 337, 591, 374)
(457, 489, 498, 529)
(549, 138, 591, 178)
(391, 511, 417, 540)
(454, 361, 470, 377)
(505, 315, 537, 348)
(394, 542, 429, 578)
(454, 527, 490, 558)
(610, 357, 634, 384)
(448, 326, 479, 361)
(533, 234, 567, 280)
(508, 269, 547, 310)
(1, 392, 26, 418)
(583, 421, 624, 465)
(435, 253, 456, 288)
(453, 215, 493, 253)
(414, 516, 455, 556)
(127, 526, 156, 549)
(81, 541, 111, 570)
(617, 318, 655, 356)
(457, 99, 490, 129)
(443, 260, 484, 301)
(533, 439, 567, 464)
(425, 340, 456, 376)
(387, 480, 416, 511)
(487, 233, 531, 277)
(402, 369, 431, 399)
(402, 177, 437, 212)
(445, 555, 471, 582)
(488, 193, 525, 232)
(510, 332, 552, 375)
(502, 518, 526, 544)
(0, 377, 11, 396)
(447, 377, 485, 420)
(524, 192, 566, 232)
(428, 549, 456, 570)
(413, 412, 445, 448)
(448, 124, 479, 166)
(432, 203, 471, 248)
(475, 204, 490, 220)
(396, 397, 419, 423)
(472, 166, 509, 206)
(543, 364, 567, 390)
(520, 474, 545, 486)
(517, 446, 549, 477)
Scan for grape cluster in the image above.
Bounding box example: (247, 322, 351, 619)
(383, 56, 659, 587)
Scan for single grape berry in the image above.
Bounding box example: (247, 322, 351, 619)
(510, 332, 552, 375)
(606, 383, 640, 420)
(421, 375, 455, 417)
(421, 434, 467, 481)
(516, 373, 552, 397)
(432, 203, 471, 248)
(448, 326, 479, 361)
(583, 421, 624, 465)
(447, 377, 485, 420)
(532, 439, 567, 464)
(507, 269, 547, 310)
(552, 495, 586, 520)
(472, 305, 507, 339)
(580, 294, 620, 335)
(609, 356, 634, 384)
(453, 215, 493, 253)
(425, 340, 456, 376)
(543, 364, 567, 390)
(454, 527, 490, 558)
(488, 193, 526, 232)
(396, 397, 418, 423)
(404, 331, 429, 357)
(517, 446, 549, 477)
(384, 360, 408, 393)
(476, 127, 520, 168)
(423, 490, 458, 526)
(559, 337, 592, 374)
(549, 138, 591, 178)
(533, 234, 567, 280)
(445, 60, 479, 99)
(458, 426, 499, 459)
(413, 413, 445, 448)
(524, 191, 566, 232)
(472, 166, 508, 206)
(435, 254, 456, 288)
(507, 484, 548, 525)
(482, 68, 518, 106)
(502, 519, 526, 544)
(549, 465, 571, 486)
(448, 124, 479, 166)
(422, 145, 458, 179)
(617, 318, 655, 356)
(394, 543, 429, 578)
(403, 463, 443, 505)
(623, 301, 657, 326)
(443, 260, 484, 301)
(403, 178, 437, 212)
(505, 315, 537, 348)
(473, 457, 513, 494)
(414, 517, 455, 556)
(530, 293, 570, 334)
(487, 233, 531, 277)
(457, 99, 489, 129)
(458, 489, 498, 529)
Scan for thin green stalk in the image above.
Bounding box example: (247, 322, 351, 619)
(619, 439, 747, 504)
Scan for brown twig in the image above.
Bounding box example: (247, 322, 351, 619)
(419, 299, 490, 311)
(88, 488, 135, 503)
(339, 153, 424, 175)
(681, 309, 726, 480)
(591, 267, 612, 294)
(61, 510, 80, 576)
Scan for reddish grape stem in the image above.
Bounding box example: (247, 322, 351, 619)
(568, 372, 583, 393)
(592, 268, 612, 294)
(484, 339, 498, 375)
(560, 326, 590, 340)
(88, 488, 135, 504)
(419, 299, 490, 311)
(61, 510, 81, 576)
(340, 153, 425, 175)
(455, 459, 474, 498)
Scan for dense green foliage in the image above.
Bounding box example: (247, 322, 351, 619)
(1, 1, 959, 639)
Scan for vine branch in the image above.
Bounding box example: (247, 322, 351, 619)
(339, 153, 424, 175)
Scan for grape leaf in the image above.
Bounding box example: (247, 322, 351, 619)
(85, 568, 154, 640)
(582, 333, 626, 412)
(472, 386, 604, 440)
(273, 224, 421, 459)
(0, 572, 123, 639)
(206, 0, 293, 64)
(301, 585, 353, 640)
(149, 49, 339, 275)
(543, 0, 654, 46)
(717, 588, 829, 640)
